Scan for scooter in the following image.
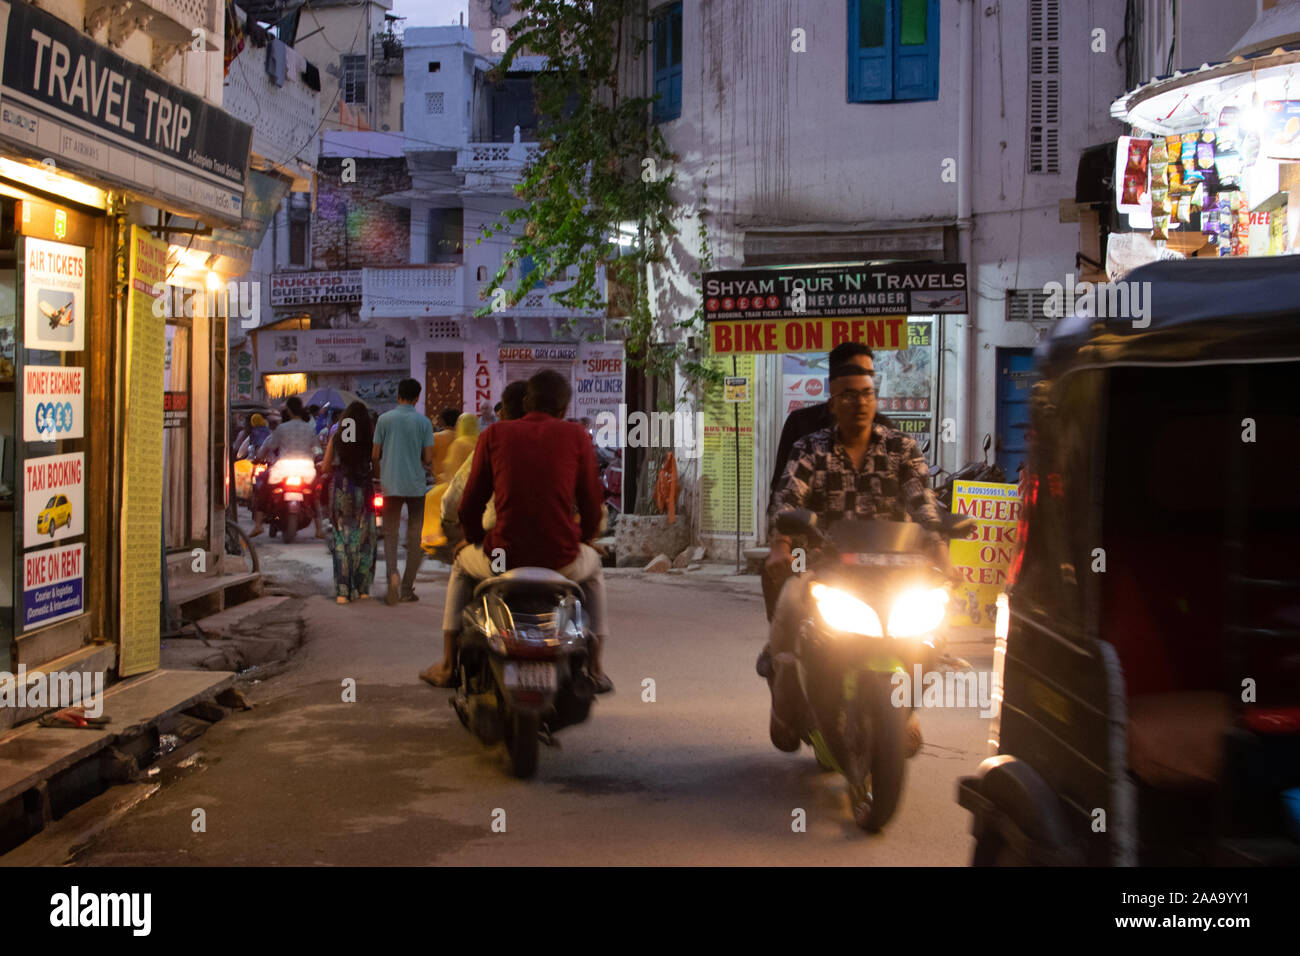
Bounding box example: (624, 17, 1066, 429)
(452, 569, 598, 778)
(265, 457, 317, 544)
(768, 508, 974, 831)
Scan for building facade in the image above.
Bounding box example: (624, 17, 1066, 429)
(627, 0, 1129, 555)
(0, 0, 259, 710)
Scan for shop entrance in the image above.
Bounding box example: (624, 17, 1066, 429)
(424, 351, 463, 418)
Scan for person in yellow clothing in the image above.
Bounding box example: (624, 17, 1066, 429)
(422, 412, 480, 551)
(430, 408, 460, 481)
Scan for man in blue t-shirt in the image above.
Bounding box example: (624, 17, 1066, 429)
(372, 379, 436, 604)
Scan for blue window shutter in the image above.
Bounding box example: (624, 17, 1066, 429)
(653, 3, 683, 122)
(848, 0, 893, 102)
(520, 255, 543, 289)
(892, 0, 939, 101)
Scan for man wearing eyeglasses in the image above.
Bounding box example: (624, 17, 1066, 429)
(759, 363, 946, 753)
(764, 341, 892, 620)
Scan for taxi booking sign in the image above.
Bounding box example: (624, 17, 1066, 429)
(703, 263, 967, 355)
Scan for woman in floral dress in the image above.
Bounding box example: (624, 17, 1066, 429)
(322, 401, 377, 603)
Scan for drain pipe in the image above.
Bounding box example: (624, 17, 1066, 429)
(956, 0, 977, 468)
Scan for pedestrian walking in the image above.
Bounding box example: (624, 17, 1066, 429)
(322, 401, 377, 604)
(430, 407, 460, 480)
(421, 411, 480, 551)
(372, 378, 436, 604)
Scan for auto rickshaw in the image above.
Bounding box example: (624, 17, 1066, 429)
(958, 256, 1300, 865)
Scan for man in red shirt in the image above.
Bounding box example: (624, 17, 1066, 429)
(424, 370, 612, 692)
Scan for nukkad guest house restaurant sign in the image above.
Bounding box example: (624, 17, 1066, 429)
(704, 263, 967, 354)
(0, 0, 252, 223)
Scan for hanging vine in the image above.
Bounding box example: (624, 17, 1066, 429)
(475, 0, 718, 390)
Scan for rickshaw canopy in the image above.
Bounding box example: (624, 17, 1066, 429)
(1037, 257, 1300, 374)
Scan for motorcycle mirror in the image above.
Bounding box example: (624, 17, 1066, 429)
(937, 511, 976, 539)
(982, 434, 992, 453)
(775, 509, 818, 537)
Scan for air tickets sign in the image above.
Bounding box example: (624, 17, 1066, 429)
(704, 263, 966, 355)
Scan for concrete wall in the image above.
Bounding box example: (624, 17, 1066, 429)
(403, 27, 477, 152)
(293, 0, 393, 131)
(1133, 0, 1263, 80)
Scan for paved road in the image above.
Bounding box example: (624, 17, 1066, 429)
(64, 538, 992, 866)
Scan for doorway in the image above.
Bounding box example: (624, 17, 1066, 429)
(424, 351, 463, 419)
(995, 347, 1035, 480)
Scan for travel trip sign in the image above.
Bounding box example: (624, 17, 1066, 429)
(0, 0, 252, 223)
(704, 263, 966, 355)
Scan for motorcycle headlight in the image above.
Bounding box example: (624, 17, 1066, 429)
(810, 583, 883, 637)
(887, 587, 950, 638)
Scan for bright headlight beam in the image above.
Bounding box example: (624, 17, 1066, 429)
(887, 587, 950, 637)
(810, 583, 883, 637)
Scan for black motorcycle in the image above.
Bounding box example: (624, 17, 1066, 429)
(452, 569, 598, 778)
(264, 456, 317, 544)
(769, 509, 974, 831)
(930, 434, 1006, 510)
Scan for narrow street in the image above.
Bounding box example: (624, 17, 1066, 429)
(51, 538, 990, 866)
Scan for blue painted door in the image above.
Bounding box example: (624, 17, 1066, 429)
(995, 348, 1035, 479)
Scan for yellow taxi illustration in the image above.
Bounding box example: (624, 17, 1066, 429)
(37, 494, 72, 537)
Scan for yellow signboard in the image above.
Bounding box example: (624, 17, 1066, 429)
(709, 315, 909, 355)
(723, 376, 749, 403)
(947, 480, 1020, 628)
(701, 356, 754, 534)
(119, 225, 168, 676)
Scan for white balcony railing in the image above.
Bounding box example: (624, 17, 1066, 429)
(454, 139, 542, 187)
(362, 265, 463, 319)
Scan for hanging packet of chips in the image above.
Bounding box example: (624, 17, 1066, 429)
(1182, 133, 1204, 182)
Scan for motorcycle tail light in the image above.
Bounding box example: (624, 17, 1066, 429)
(286, 476, 302, 487)
(373, 494, 384, 510)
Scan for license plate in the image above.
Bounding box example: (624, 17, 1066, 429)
(284, 491, 304, 502)
(504, 661, 557, 692)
